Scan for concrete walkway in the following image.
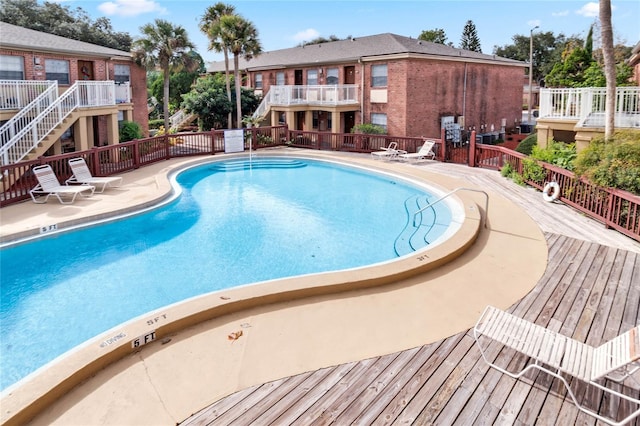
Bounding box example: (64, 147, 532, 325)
(1, 149, 636, 425)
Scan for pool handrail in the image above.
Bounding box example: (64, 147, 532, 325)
(413, 187, 488, 229)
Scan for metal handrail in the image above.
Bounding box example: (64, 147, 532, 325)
(413, 187, 488, 229)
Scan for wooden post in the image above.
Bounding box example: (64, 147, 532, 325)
(440, 127, 446, 162)
(468, 130, 477, 167)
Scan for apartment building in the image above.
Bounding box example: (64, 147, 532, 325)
(207, 33, 526, 139)
(0, 22, 147, 164)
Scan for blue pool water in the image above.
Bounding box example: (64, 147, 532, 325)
(0, 157, 455, 390)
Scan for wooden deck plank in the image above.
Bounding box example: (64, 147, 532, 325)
(179, 234, 640, 426)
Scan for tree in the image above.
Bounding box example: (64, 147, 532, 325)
(494, 31, 579, 84)
(147, 51, 204, 114)
(600, 0, 616, 140)
(132, 20, 197, 134)
(200, 2, 236, 128)
(418, 28, 451, 45)
(545, 31, 595, 88)
(460, 20, 481, 52)
(217, 14, 262, 128)
(300, 35, 346, 46)
(0, 0, 132, 50)
(181, 74, 260, 130)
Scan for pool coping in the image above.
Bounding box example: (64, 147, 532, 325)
(0, 150, 547, 425)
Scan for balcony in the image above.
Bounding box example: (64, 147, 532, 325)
(539, 87, 640, 129)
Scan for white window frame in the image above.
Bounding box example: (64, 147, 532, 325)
(255, 73, 263, 89)
(114, 64, 130, 84)
(0, 55, 25, 80)
(371, 64, 387, 87)
(371, 113, 387, 131)
(307, 69, 318, 85)
(326, 68, 339, 85)
(45, 59, 70, 85)
(276, 71, 285, 85)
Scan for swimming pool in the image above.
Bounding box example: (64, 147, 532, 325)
(0, 157, 461, 390)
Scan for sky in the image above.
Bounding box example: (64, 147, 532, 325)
(54, 0, 640, 63)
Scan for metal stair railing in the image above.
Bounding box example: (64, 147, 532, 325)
(413, 187, 489, 229)
(0, 81, 117, 166)
(169, 109, 197, 132)
(0, 82, 58, 149)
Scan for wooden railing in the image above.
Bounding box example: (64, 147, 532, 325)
(473, 143, 640, 241)
(1, 125, 637, 243)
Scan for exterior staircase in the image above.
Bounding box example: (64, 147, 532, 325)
(169, 110, 197, 132)
(0, 80, 129, 166)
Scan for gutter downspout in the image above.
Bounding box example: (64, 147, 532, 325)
(462, 62, 467, 123)
(359, 57, 364, 124)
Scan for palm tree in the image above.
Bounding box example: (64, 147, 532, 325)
(599, 0, 616, 140)
(200, 3, 235, 128)
(133, 19, 197, 133)
(218, 14, 262, 128)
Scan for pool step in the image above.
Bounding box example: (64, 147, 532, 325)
(209, 159, 306, 172)
(394, 195, 438, 257)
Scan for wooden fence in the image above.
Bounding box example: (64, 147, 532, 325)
(1, 125, 638, 242)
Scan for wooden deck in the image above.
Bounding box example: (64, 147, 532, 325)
(181, 232, 639, 425)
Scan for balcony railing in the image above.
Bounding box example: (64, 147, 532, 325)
(253, 85, 359, 119)
(0, 80, 57, 110)
(539, 87, 640, 128)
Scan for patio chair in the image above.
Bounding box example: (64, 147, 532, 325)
(66, 157, 123, 193)
(399, 140, 436, 163)
(371, 142, 406, 161)
(30, 164, 95, 204)
(474, 305, 640, 426)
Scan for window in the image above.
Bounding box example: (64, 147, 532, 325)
(371, 113, 387, 131)
(307, 69, 318, 85)
(114, 64, 130, 83)
(45, 59, 70, 84)
(371, 64, 387, 87)
(0, 55, 24, 80)
(326, 68, 339, 85)
(276, 72, 285, 85)
(255, 73, 263, 89)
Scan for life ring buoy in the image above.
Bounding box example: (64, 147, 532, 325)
(542, 182, 560, 202)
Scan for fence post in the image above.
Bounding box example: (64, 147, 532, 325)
(210, 129, 216, 155)
(440, 128, 447, 162)
(468, 130, 477, 167)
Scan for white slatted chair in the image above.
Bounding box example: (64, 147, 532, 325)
(30, 164, 95, 204)
(474, 306, 640, 426)
(399, 140, 436, 163)
(66, 157, 123, 193)
(371, 141, 406, 161)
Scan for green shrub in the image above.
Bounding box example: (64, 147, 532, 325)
(522, 158, 546, 183)
(574, 130, 640, 195)
(351, 123, 386, 134)
(500, 162, 513, 177)
(119, 121, 142, 143)
(531, 141, 577, 171)
(515, 133, 537, 155)
(148, 119, 164, 130)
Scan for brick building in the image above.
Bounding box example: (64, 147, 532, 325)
(207, 33, 526, 139)
(0, 22, 148, 164)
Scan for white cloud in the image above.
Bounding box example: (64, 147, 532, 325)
(98, 0, 167, 17)
(552, 10, 570, 17)
(576, 2, 599, 17)
(292, 28, 320, 43)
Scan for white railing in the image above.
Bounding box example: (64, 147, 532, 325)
(0, 81, 120, 165)
(0, 80, 57, 110)
(539, 87, 640, 128)
(0, 82, 59, 149)
(253, 84, 359, 119)
(169, 109, 196, 131)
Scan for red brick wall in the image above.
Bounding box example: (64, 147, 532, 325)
(1, 49, 148, 137)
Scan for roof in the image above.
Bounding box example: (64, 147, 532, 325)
(0, 21, 132, 59)
(206, 33, 524, 72)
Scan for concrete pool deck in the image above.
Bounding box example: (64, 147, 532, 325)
(1, 149, 559, 425)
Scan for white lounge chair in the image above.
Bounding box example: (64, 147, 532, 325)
(399, 140, 436, 163)
(66, 157, 123, 193)
(30, 164, 95, 204)
(474, 305, 640, 426)
(371, 142, 406, 161)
